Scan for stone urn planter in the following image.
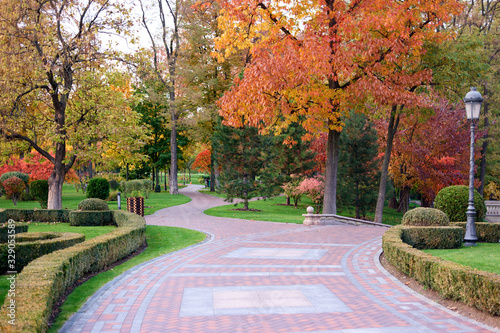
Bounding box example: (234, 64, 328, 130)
(127, 197, 145, 217)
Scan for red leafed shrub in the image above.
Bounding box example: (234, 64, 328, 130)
(298, 176, 324, 212)
(3, 176, 26, 206)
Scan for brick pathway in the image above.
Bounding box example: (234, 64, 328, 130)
(61, 185, 499, 333)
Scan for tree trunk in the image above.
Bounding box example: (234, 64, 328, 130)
(479, 86, 489, 195)
(323, 128, 341, 214)
(397, 186, 410, 213)
(169, 91, 179, 195)
(210, 153, 215, 192)
(286, 196, 291, 206)
(47, 146, 67, 209)
(126, 163, 129, 181)
(374, 106, 400, 223)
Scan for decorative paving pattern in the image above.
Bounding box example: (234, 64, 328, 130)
(179, 284, 352, 316)
(223, 247, 329, 260)
(60, 185, 500, 333)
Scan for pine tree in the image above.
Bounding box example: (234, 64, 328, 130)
(214, 122, 282, 210)
(338, 112, 380, 219)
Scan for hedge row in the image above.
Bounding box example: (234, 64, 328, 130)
(0, 210, 146, 333)
(0, 224, 28, 243)
(0, 232, 85, 274)
(400, 226, 463, 249)
(2, 209, 70, 223)
(450, 222, 500, 243)
(69, 211, 114, 226)
(382, 225, 500, 316)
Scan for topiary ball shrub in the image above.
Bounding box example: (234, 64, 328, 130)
(86, 177, 110, 200)
(30, 180, 49, 209)
(77, 198, 109, 211)
(402, 207, 450, 226)
(434, 185, 486, 222)
(108, 179, 120, 191)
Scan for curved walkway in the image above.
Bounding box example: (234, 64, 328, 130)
(61, 185, 498, 333)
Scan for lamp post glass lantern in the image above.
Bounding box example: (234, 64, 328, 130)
(463, 87, 483, 246)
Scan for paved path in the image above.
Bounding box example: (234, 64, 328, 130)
(61, 185, 499, 333)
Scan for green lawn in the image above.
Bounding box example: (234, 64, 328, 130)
(0, 183, 191, 215)
(203, 193, 407, 225)
(424, 243, 500, 275)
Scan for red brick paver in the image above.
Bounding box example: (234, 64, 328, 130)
(60, 185, 499, 333)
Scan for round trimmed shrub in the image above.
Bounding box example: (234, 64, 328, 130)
(30, 180, 49, 209)
(434, 185, 486, 222)
(402, 207, 450, 226)
(109, 179, 120, 191)
(77, 198, 109, 211)
(86, 177, 110, 200)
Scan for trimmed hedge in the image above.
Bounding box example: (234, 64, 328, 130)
(0, 224, 29, 243)
(0, 232, 85, 274)
(0, 209, 5, 224)
(4, 209, 70, 223)
(0, 210, 146, 333)
(402, 207, 450, 226)
(451, 222, 500, 243)
(400, 226, 463, 249)
(77, 198, 109, 211)
(69, 210, 114, 226)
(383, 225, 500, 316)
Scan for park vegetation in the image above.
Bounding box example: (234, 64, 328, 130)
(0, 0, 500, 220)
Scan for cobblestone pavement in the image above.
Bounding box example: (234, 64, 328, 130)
(61, 185, 499, 333)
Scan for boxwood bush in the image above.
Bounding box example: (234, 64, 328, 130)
(69, 211, 114, 226)
(451, 222, 500, 243)
(77, 198, 109, 211)
(86, 177, 110, 200)
(402, 207, 450, 226)
(434, 185, 486, 222)
(30, 179, 49, 209)
(400, 226, 463, 249)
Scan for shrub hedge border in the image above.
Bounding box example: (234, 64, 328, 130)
(450, 222, 500, 243)
(0, 210, 146, 333)
(0, 209, 71, 223)
(400, 226, 463, 249)
(382, 225, 500, 316)
(0, 232, 85, 274)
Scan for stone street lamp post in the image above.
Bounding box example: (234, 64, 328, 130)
(463, 87, 483, 246)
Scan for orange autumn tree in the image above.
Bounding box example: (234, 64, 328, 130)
(214, 0, 461, 214)
(193, 149, 212, 173)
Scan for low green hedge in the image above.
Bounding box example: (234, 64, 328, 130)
(69, 211, 114, 226)
(0, 224, 29, 243)
(383, 225, 500, 316)
(0, 232, 85, 274)
(0, 210, 146, 333)
(3, 209, 70, 223)
(451, 222, 500, 243)
(400, 226, 463, 249)
(0, 209, 5, 224)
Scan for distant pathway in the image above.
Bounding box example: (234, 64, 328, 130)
(61, 185, 498, 332)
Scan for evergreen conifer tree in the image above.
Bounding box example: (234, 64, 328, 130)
(338, 112, 380, 218)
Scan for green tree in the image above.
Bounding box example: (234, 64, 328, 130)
(0, 0, 139, 209)
(338, 112, 380, 219)
(215, 122, 283, 210)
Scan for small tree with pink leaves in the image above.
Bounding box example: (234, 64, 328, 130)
(3, 176, 26, 206)
(298, 176, 324, 213)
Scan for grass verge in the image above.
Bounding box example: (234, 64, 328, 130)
(423, 243, 500, 275)
(47, 225, 205, 332)
(0, 183, 191, 215)
(203, 193, 407, 225)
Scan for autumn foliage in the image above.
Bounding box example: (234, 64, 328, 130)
(192, 149, 211, 173)
(0, 152, 78, 183)
(3, 176, 25, 206)
(378, 101, 480, 205)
